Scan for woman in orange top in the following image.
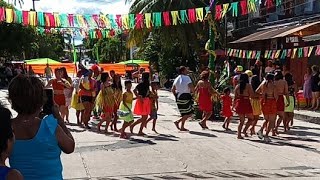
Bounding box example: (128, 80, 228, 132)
(46, 68, 71, 121)
(79, 70, 96, 129)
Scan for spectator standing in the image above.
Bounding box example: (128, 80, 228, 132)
(303, 67, 312, 108)
(8, 75, 75, 180)
(310, 65, 320, 110)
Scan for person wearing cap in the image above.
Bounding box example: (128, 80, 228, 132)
(233, 65, 243, 88)
(245, 70, 253, 84)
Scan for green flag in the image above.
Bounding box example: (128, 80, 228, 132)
(72, 44, 77, 63)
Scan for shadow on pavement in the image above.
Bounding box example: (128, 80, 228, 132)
(248, 139, 320, 154)
(189, 131, 217, 138)
(286, 129, 320, 137)
(147, 133, 179, 142)
(272, 136, 320, 142)
(211, 129, 237, 135)
(292, 125, 320, 131)
(67, 128, 86, 133)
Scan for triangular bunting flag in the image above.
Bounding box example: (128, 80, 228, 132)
(308, 46, 315, 57)
(280, 49, 287, 59)
(303, 47, 309, 57)
(275, 50, 281, 59)
(291, 48, 297, 58)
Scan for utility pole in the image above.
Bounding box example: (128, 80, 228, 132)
(32, 0, 40, 11)
(208, 0, 216, 86)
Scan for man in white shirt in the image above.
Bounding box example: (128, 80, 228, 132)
(171, 66, 194, 131)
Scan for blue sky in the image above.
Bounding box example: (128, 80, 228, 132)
(21, 0, 130, 15)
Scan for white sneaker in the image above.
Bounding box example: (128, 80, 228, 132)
(257, 130, 263, 140)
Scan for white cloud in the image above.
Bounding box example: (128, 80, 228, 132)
(20, 0, 130, 15)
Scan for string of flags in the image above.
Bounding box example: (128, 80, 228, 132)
(0, 0, 283, 31)
(227, 45, 320, 59)
(0, 7, 208, 30)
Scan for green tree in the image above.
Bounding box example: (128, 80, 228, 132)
(84, 36, 126, 63)
(6, 0, 23, 8)
(0, 0, 14, 8)
(0, 22, 65, 61)
(126, 0, 210, 77)
(126, 0, 209, 53)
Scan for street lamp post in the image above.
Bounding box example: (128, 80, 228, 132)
(32, 0, 40, 11)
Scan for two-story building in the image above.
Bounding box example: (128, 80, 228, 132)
(227, 0, 320, 87)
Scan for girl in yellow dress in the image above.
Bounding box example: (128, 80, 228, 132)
(71, 71, 85, 125)
(119, 80, 135, 139)
(95, 72, 115, 133)
(245, 75, 262, 136)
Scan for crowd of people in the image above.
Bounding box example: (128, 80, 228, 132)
(41, 64, 161, 139)
(171, 64, 300, 142)
(0, 60, 318, 179)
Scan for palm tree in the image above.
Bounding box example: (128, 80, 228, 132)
(125, 0, 210, 55)
(7, 0, 24, 7)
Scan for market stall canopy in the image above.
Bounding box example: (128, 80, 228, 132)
(117, 60, 149, 65)
(25, 58, 61, 65)
(230, 21, 320, 44)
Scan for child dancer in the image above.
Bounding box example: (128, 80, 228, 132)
(96, 72, 115, 133)
(0, 104, 23, 180)
(146, 81, 159, 133)
(221, 87, 232, 131)
(111, 74, 123, 132)
(284, 73, 297, 131)
(130, 72, 151, 136)
(119, 81, 135, 139)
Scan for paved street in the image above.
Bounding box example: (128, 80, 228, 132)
(1, 89, 320, 179)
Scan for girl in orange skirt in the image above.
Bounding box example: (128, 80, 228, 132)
(256, 73, 278, 142)
(95, 72, 115, 133)
(130, 72, 151, 136)
(233, 73, 254, 139)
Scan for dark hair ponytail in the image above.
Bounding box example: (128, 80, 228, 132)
(239, 73, 249, 94)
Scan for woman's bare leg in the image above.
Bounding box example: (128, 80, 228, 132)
(181, 114, 192, 131)
(237, 114, 245, 139)
(130, 117, 143, 133)
(138, 115, 148, 135)
(250, 115, 259, 135)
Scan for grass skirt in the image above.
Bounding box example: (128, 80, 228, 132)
(71, 93, 84, 111)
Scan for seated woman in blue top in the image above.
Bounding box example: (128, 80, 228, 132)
(8, 75, 75, 180)
(0, 103, 23, 180)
